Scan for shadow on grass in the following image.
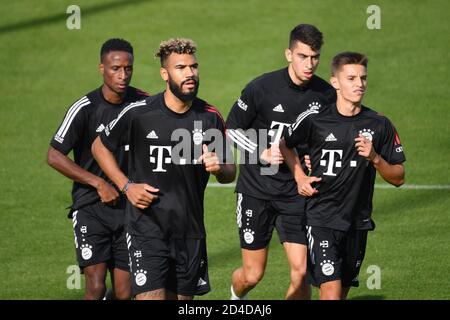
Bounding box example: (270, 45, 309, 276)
(0, 0, 149, 34)
(350, 295, 385, 300)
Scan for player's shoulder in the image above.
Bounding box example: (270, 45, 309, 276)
(116, 93, 155, 120)
(360, 105, 396, 127)
(64, 89, 96, 115)
(194, 98, 226, 123)
(361, 105, 386, 120)
(195, 98, 223, 116)
(126, 86, 151, 102)
(247, 68, 285, 90)
(309, 75, 335, 94)
(72, 88, 97, 106)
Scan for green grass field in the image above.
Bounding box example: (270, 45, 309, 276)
(0, 0, 448, 299)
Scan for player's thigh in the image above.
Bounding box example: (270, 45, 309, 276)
(111, 267, 131, 299)
(272, 197, 307, 245)
(173, 238, 210, 297)
(305, 226, 345, 287)
(110, 226, 130, 273)
(283, 242, 308, 272)
(341, 229, 369, 288)
(128, 235, 171, 298)
(72, 205, 112, 268)
(235, 193, 276, 249)
(135, 288, 166, 300)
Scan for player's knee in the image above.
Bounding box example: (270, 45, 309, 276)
(114, 286, 131, 300)
(85, 275, 106, 298)
(290, 264, 307, 285)
(243, 269, 265, 287)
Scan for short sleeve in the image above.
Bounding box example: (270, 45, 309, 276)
(100, 101, 142, 152)
(379, 118, 406, 164)
(50, 96, 91, 155)
(283, 108, 317, 149)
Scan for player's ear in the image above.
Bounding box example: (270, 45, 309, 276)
(160, 67, 168, 81)
(99, 63, 104, 75)
(285, 48, 292, 63)
(330, 75, 339, 90)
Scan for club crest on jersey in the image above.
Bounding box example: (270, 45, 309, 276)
(192, 128, 205, 145)
(308, 101, 321, 111)
(359, 128, 375, 141)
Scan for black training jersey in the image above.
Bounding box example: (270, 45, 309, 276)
(50, 86, 149, 211)
(100, 92, 230, 239)
(226, 68, 336, 201)
(284, 103, 406, 231)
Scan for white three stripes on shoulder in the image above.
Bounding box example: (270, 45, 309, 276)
(291, 108, 319, 132)
(56, 96, 90, 139)
(227, 129, 257, 153)
(108, 99, 147, 131)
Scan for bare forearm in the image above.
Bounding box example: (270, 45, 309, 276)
(47, 146, 103, 188)
(91, 137, 129, 190)
(371, 155, 405, 187)
(279, 139, 307, 181)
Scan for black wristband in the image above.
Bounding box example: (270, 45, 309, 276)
(121, 180, 133, 194)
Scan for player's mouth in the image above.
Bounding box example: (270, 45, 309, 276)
(303, 71, 313, 78)
(354, 89, 365, 95)
(183, 79, 197, 89)
(117, 83, 127, 89)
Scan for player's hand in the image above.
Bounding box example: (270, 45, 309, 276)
(304, 154, 312, 172)
(198, 144, 221, 175)
(296, 175, 321, 197)
(260, 143, 284, 165)
(355, 135, 378, 162)
(125, 183, 159, 210)
(96, 179, 119, 205)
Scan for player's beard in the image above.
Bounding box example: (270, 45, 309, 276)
(168, 76, 200, 103)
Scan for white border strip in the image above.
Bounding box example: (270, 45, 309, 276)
(207, 183, 450, 190)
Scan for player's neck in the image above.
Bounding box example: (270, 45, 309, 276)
(336, 97, 362, 116)
(101, 85, 125, 104)
(287, 65, 310, 87)
(164, 90, 192, 113)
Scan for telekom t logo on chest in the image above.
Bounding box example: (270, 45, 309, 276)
(320, 149, 359, 176)
(149, 146, 172, 172)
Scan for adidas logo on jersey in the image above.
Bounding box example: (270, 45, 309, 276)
(325, 133, 337, 141)
(96, 124, 105, 132)
(273, 104, 284, 112)
(146, 130, 158, 139)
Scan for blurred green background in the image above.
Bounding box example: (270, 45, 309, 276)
(0, 0, 448, 299)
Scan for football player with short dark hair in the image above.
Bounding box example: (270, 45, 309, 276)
(226, 24, 336, 300)
(280, 51, 405, 300)
(92, 38, 235, 300)
(47, 38, 149, 299)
